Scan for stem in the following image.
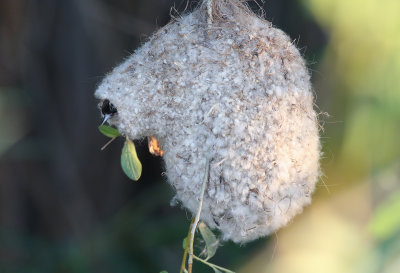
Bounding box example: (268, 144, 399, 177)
(193, 255, 236, 273)
(180, 218, 195, 273)
(207, 0, 213, 25)
(188, 158, 210, 273)
(101, 137, 117, 150)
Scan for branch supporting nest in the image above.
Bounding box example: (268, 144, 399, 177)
(188, 158, 210, 273)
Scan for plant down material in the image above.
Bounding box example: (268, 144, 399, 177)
(95, 0, 321, 243)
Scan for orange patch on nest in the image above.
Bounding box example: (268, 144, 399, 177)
(148, 136, 164, 156)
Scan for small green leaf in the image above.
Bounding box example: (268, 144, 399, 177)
(212, 268, 222, 273)
(98, 125, 120, 138)
(198, 222, 218, 260)
(160, 271, 168, 273)
(121, 138, 142, 181)
(182, 237, 188, 250)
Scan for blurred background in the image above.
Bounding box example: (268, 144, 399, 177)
(0, 0, 399, 272)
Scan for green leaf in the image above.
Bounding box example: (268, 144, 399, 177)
(160, 271, 168, 273)
(182, 237, 188, 250)
(98, 125, 120, 138)
(198, 222, 218, 261)
(213, 268, 222, 273)
(369, 190, 400, 240)
(121, 138, 142, 181)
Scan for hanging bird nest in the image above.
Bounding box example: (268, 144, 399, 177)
(95, 0, 321, 243)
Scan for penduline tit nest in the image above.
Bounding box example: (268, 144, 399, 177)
(95, 0, 321, 243)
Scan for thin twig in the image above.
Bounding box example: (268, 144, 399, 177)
(193, 255, 236, 273)
(183, 0, 189, 12)
(207, 0, 213, 25)
(101, 137, 117, 150)
(188, 158, 210, 273)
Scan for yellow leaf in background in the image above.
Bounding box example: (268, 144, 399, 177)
(369, 190, 400, 241)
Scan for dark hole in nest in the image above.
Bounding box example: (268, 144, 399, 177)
(101, 99, 118, 116)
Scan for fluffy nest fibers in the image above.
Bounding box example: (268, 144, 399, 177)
(95, 0, 321, 243)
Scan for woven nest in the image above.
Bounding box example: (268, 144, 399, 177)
(95, 0, 321, 243)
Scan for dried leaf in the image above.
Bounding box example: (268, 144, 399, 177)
(148, 136, 164, 156)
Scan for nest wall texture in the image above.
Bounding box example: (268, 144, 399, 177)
(95, 0, 321, 243)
